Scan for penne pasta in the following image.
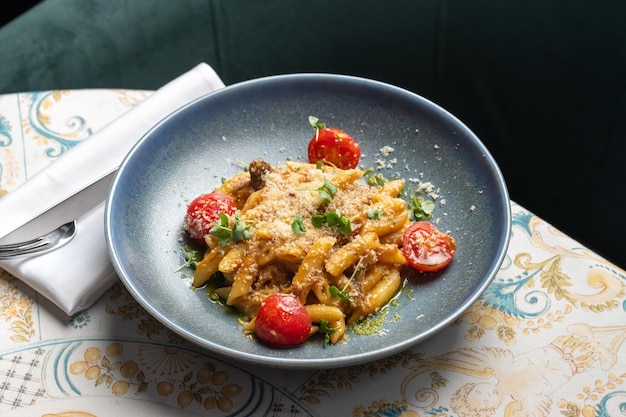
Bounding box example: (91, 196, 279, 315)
(305, 304, 345, 322)
(328, 318, 346, 344)
(362, 209, 409, 237)
(226, 251, 258, 306)
(376, 244, 408, 265)
(189, 160, 412, 345)
(326, 232, 379, 277)
(218, 245, 246, 274)
(193, 246, 227, 288)
(349, 267, 402, 323)
(375, 179, 405, 198)
(292, 237, 336, 302)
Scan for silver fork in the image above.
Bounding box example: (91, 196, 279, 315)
(0, 221, 77, 260)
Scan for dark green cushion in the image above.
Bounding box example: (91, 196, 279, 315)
(0, 0, 217, 91)
(1, 0, 625, 265)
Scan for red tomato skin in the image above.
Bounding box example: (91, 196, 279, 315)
(402, 221, 457, 273)
(255, 293, 311, 348)
(183, 192, 236, 242)
(308, 127, 361, 169)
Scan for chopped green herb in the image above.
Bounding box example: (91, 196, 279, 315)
(329, 285, 350, 301)
(209, 211, 253, 246)
(324, 211, 341, 225)
(363, 168, 388, 188)
(311, 211, 352, 235)
(209, 213, 231, 246)
(291, 214, 306, 235)
(232, 219, 253, 242)
(319, 319, 336, 345)
(315, 160, 324, 170)
(311, 214, 325, 228)
(309, 115, 326, 131)
(406, 186, 435, 221)
(367, 207, 384, 220)
(317, 178, 337, 202)
(235, 159, 250, 172)
(175, 246, 202, 272)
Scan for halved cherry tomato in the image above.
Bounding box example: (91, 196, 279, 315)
(183, 192, 236, 242)
(255, 293, 311, 348)
(402, 221, 457, 272)
(308, 127, 361, 169)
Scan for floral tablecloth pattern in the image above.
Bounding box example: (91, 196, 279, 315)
(0, 89, 625, 417)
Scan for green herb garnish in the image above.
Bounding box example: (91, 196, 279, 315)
(406, 186, 435, 221)
(175, 246, 202, 272)
(367, 207, 384, 220)
(363, 168, 388, 188)
(309, 115, 326, 132)
(319, 319, 336, 345)
(209, 212, 253, 246)
(329, 285, 351, 301)
(291, 214, 306, 235)
(317, 178, 337, 202)
(235, 159, 250, 172)
(311, 211, 352, 235)
(329, 256, 364, 301)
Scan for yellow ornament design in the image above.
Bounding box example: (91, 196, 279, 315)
(0, 270, 35, 342)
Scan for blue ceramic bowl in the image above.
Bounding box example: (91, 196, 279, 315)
(105, 74, 511, 369)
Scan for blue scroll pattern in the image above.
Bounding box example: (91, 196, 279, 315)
(24, 91, 92, 158)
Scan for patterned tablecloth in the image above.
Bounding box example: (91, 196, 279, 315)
(0, 89, 625, 417)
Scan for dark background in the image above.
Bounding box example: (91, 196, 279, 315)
(1, 2, 41, 27)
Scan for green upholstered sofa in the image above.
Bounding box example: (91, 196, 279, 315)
(1, 0, 625, 266)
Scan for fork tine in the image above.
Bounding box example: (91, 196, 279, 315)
(0, 237, 45, 250)
(0, 221, 76, 259)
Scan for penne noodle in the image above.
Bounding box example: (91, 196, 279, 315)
(328, 168, 363, 188)
(326, 232, 379, 277)
(328, 318, 346, 344)
(215, 171, 254, 209)
(349, 267, 402, 323)
(311, 276, 332, 305)
(193, 246, 227, 288)
(362, 209, 409, 237)
(379, 224, 408, 246)
(376, 244, 408, 265)
(256, 242, 277, 266)
(226, 252, 258, 306)
(218, 245, 246, 274)
(292, 237, 336, 286)
(242, 316, 256, 333)
(374, 179, 405, 198)
(360, 264, 387, 294)
(369, 268, 402, 309)
(306, 304, 345, 323)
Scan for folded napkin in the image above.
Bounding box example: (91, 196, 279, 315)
(0, 63, 225, 315)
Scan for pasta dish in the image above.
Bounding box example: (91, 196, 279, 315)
(191, 159, 412, 344)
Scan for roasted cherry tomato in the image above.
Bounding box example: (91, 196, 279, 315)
(308, 127, 361, 169)
(255, 293, 311, 347)
(402, 221, 457, 272)
(183, 192, 236, 242)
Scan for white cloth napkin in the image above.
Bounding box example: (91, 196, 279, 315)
(0, 63, 225, 315)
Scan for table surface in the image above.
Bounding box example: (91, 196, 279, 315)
(1, 89, 625, 417)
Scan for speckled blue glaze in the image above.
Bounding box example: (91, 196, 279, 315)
(105, 74, 511, 369)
